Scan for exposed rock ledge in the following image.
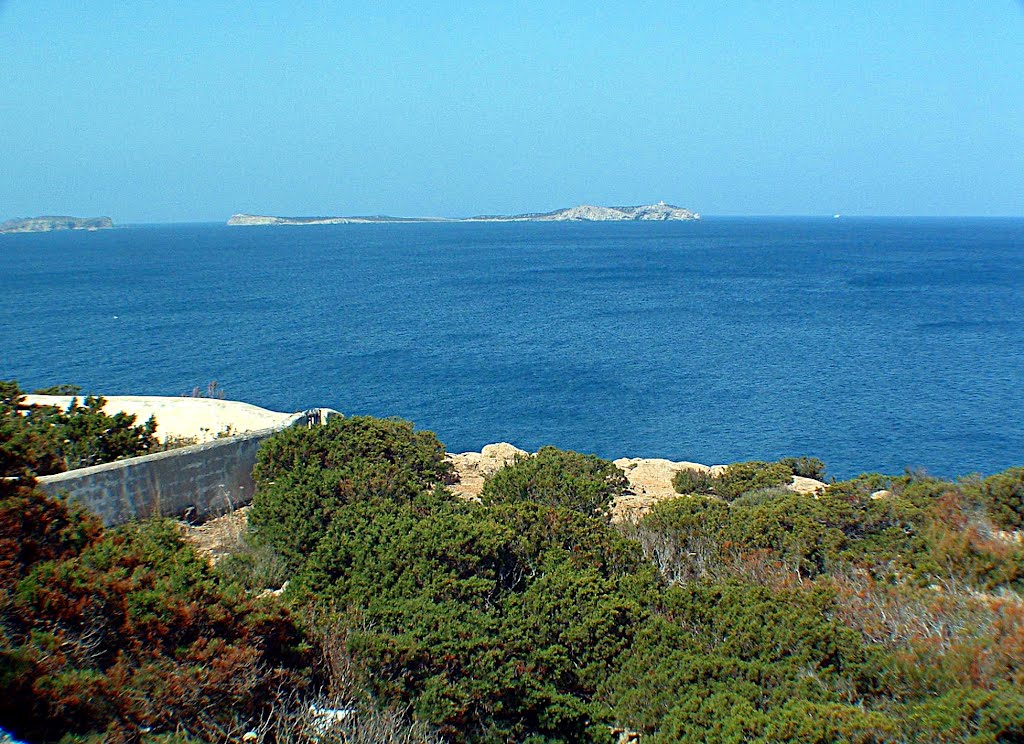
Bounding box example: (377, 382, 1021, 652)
(0, 216, 113, 234)
(446, 444, 826, 522)
(228, 201, 699, 226)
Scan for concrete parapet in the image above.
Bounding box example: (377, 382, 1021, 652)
(35, 410, 332, 526)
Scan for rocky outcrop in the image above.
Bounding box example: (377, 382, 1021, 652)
(0, 216, 113, 234)
(446, 443, 529, 500)
(790, 475, 828, 495)
(228, 202, 699, 226)
(446, 444, 827, 521)
(471, 202, 700, 222)
(611, 458, 718, 519)
(611, 458, 742, 520)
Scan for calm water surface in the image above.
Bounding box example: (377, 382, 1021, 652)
(2, 217, 1022, 479)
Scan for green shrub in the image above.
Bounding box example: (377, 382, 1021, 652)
(714, 460, 793, 501)
(0, 381, 157, 478)
(631, 496, 730, 583)
(284, 493, 650, 742)
(977, 466, 1024, 531)
(822, 473, 894, 501)
(49, 395, 158, 470)
(779, 456, 827, 481)
(600, 581, 874, 740)
(250, 416, 452, 569)
(0, 414, 63, 482)
(491, 500, 648, 579)
(727, 494, 848, 578)
(481, 446, 628, 521)
(729, 485, 792, 507)
(214, 534, 291, 592)
(671, 468, 716, 495)
(253, 415, 450, 487)
(641, 495, 731, 537)
(904, 684, 1024, 743)
(30, 384, 82, 396)
(671, 461, 799, 501)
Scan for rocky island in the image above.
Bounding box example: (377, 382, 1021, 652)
(467, 201, 700, 222)
(227, 201, 699, 226)
(0, 215, 113, 234)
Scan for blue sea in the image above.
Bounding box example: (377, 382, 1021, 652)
(2, 218, 1022, 479)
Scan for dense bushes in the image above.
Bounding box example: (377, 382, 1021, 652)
(672, 459, 797, 501)
(0, 380, 157, 479)
(47, 394, 158, 469)
(250, 415, 452, 569)
(598, 581, 882, 742)
(0, 394, 326, 743)
(975, 466, 1024, 530)
(1, 381, 62, 480)
(247, 432, 646, 741)
(715, 460, 796, 500)
(7, 407, 1024, 742)
(779, 456, 827, 481)
(244, 420, 1024, 742)
(0, 485, 311, 743)
(650, 472, 1024, 590)
(277, 496, 649, 740)
(253, 415, 450, 487)
(628, 467, 1024, 742)
(669, 467, 715, 495)
(480, 445, 628, 521)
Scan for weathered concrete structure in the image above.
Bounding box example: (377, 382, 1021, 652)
(36, 409, 339, 526)
(22, 394, 300, 444)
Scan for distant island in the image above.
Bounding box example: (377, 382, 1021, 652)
(0, 216, 113, 234)
(227, 201, 700, 226)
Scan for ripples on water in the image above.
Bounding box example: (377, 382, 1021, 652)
(1, 217, 1022, 478)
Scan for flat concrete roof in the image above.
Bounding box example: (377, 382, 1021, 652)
(22, 394, 298, 443)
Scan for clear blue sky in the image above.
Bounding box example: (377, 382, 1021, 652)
(1, 1, 1022, 222)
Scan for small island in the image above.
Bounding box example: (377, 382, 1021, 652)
(0, 216, 113, 234)
(228, 201, 700, 226)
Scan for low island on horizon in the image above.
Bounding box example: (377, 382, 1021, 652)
(0, 215, 113, 234)
(227, 201, 700, 226)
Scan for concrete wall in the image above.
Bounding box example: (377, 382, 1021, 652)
(36, 410, 337, 526)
